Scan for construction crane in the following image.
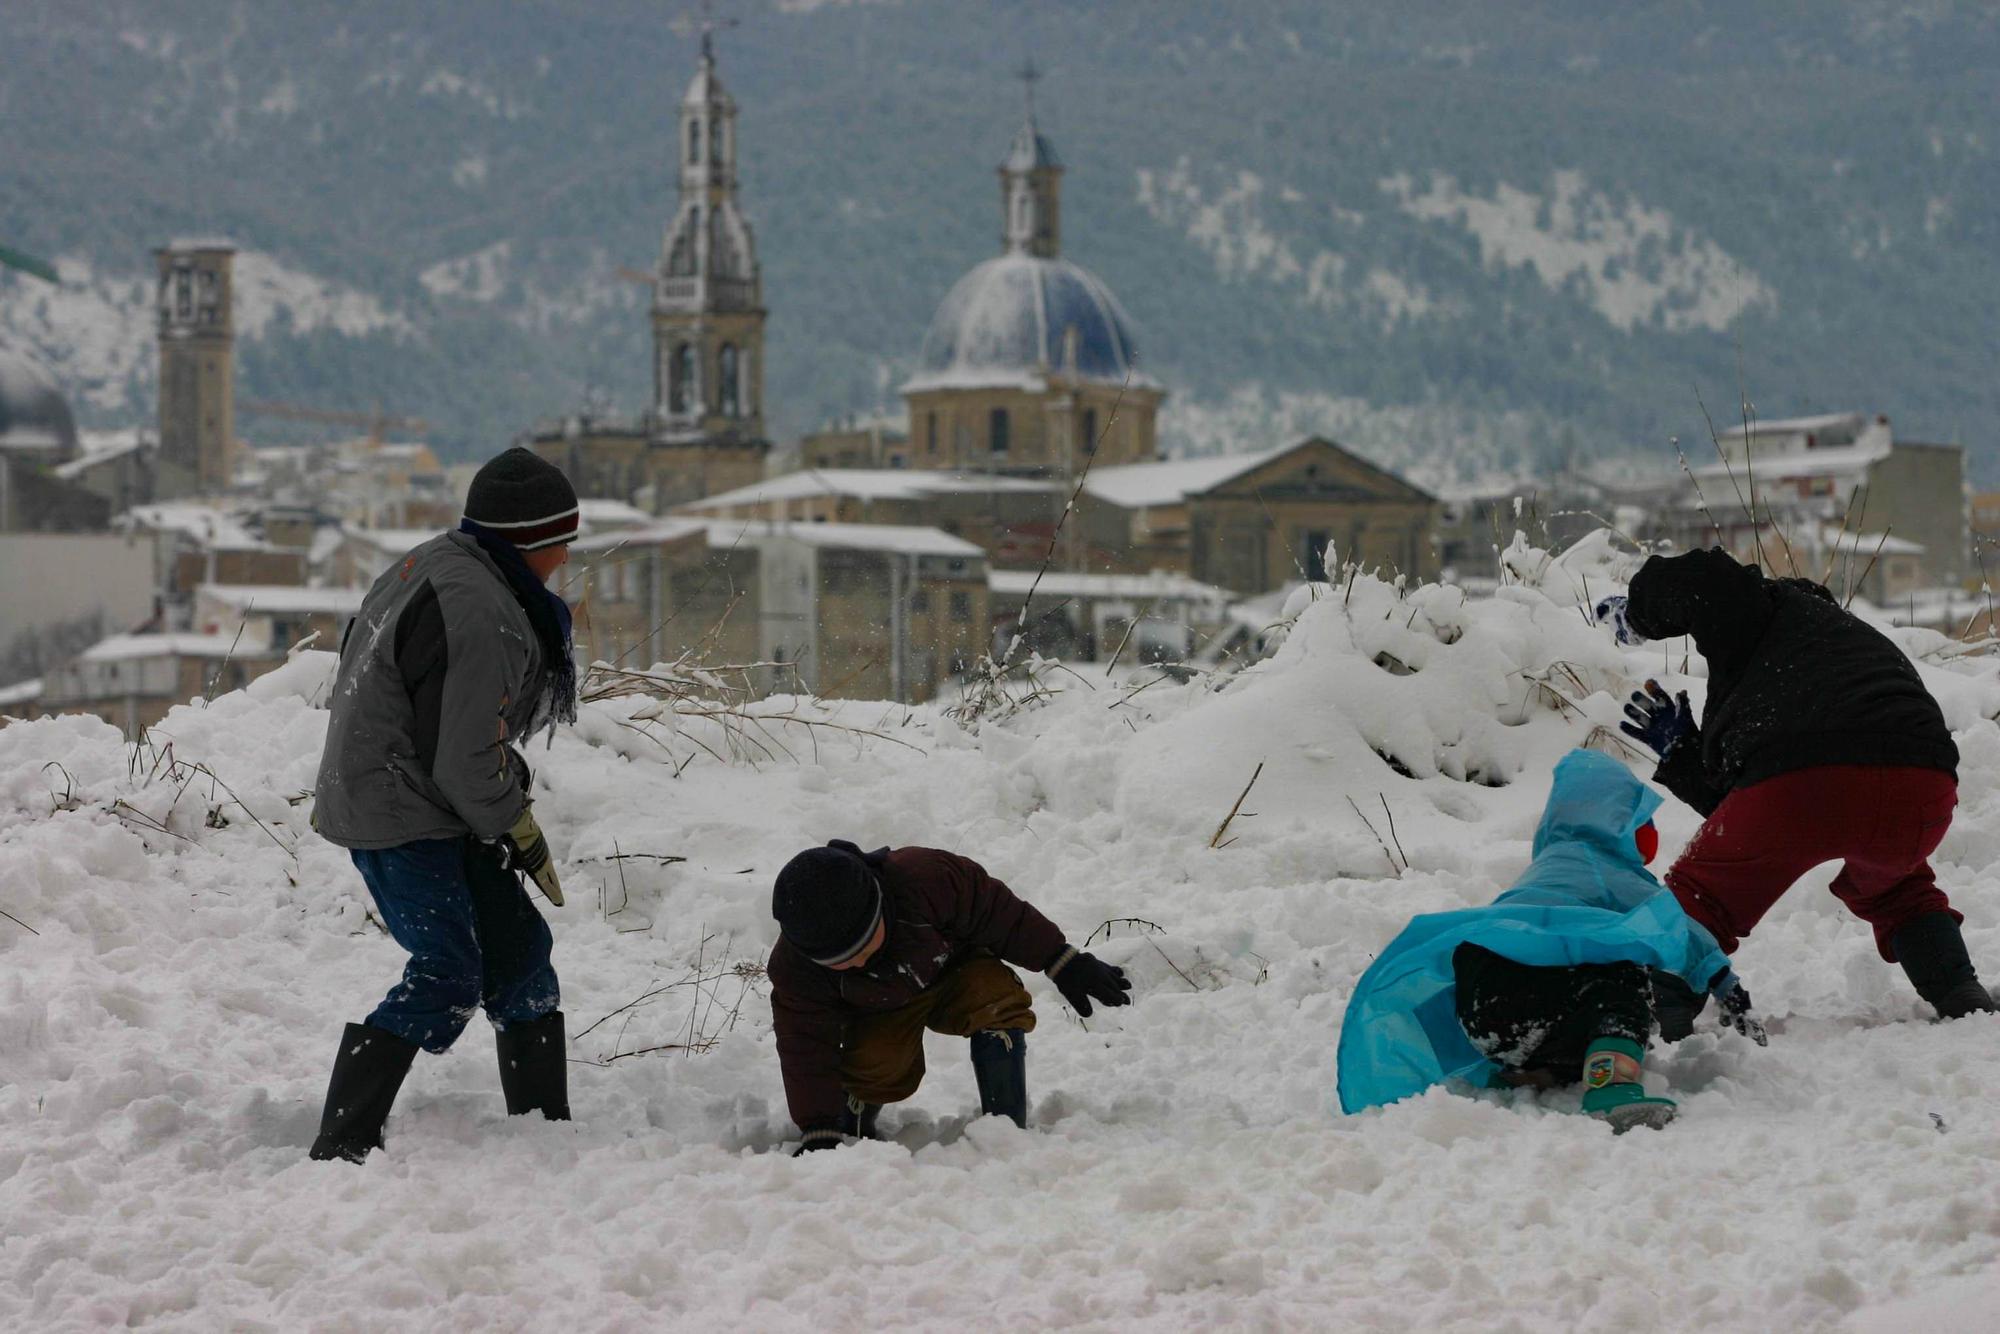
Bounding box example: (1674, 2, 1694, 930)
(238, 400, 430, 449)
(0, 243, 59, 284)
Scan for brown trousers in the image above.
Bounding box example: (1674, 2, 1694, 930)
(840, 957, 1036, 1106)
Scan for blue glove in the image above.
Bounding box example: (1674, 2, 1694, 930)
(1620, 680, 1696, 759)
(1594, 595, 1647, 646)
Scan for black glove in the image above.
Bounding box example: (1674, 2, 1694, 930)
(1715, 982, 1769, 1046)
(1620, 680, 1697, 759)
(1046, 947, 1132, 1018)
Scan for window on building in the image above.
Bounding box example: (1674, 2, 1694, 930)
(910, 589, 931, 614)
(719, 344, 740, 417)
(687, 120, 701, 165)
(1303, 530, 1332, 582)
(926, 412, 937, 454)
(711, 119, 726, 166)
(669, 343, 695, 414)
(989, 408, 1010, 456)
(1082, 408, 1098, 456)
(949, 590, 972, 622)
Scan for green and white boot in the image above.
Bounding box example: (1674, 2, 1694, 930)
(1579, 1037, 1677, 1133)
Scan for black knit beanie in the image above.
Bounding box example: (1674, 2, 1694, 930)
(463, 447, 580, 550)
(772, 841, 886, 966)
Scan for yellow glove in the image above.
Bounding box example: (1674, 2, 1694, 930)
(506, 806, 564, 907)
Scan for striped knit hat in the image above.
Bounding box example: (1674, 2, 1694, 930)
(463, 447, 580, 550)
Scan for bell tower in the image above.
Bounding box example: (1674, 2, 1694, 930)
(651, 13, 767, 478)
(154, 239, 236, 495)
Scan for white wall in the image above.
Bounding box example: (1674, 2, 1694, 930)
(0, 534, 157, 679)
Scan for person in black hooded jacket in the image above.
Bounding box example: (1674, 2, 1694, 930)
(1596, 547, 1995, 1021)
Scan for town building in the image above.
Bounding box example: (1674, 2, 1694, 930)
(36, 633, 283, 738)
(669, 468, 1085, 568)
(798, 417, 911, 470)
(1080, 437, 1440, 592)
(190, 584, 364, 656)
(899, 93, 1165, 480)
(1659, 412, 1967, 593)
(0, 343, 113, 532)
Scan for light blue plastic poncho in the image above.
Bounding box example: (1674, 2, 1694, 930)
(1335, 749, 1735, 1115)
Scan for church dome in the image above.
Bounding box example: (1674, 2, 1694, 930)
(905, 253, 1152, 393)
(0, 343, 78, 455)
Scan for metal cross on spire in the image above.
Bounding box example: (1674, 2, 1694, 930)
(1015, 56, 1042, 121)
(672, 0, 739, 62)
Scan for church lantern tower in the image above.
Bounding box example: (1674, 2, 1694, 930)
(651, 26, 767, 473)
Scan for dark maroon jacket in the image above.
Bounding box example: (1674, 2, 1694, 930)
(768, 846, 1068, 1132)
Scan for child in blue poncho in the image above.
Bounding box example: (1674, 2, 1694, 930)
(1336, 749, 1761, 1132)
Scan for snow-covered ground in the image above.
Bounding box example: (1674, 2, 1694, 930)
(3, 540, 1998, 1330)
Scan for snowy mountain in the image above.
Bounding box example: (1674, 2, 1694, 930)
(3, 541, 1999, 1324)
(3, 1, 1997, 486)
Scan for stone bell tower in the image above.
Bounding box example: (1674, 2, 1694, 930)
(650, 18, 768, 490)
(154, 240, 237, 496)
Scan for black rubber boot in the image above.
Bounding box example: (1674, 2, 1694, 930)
(1893, 913, 1999, 1021)
(838, 1095, 881, 1140)
(496, 1011, 571, 1120)
(309, 1022, 419, 1163)
(969, 1028, 1028, 1128)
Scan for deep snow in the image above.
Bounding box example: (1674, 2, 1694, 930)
(2, 544, 1998, 1331)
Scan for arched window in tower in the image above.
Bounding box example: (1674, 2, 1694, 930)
(1082, 408, 1098, 456)
(989, 407, 1010, 457)
(926, 412, 937, 455)
(687, 120, 701, 165)
(669, 343, 695, 414)
(719, 344, 740, 418)
(710, 117, 725, 167)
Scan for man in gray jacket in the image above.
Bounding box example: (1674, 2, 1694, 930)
(308, 447, 580, 1163)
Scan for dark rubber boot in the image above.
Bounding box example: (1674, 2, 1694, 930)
(838, 1095, 881, 1140)
(496, 1011, 571, 1120)
(309, 1022, 419, 1163)
(1893, 913, 1999, 1021)
(969, 1028, 1028, 1128)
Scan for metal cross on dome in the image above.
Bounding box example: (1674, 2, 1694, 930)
(1016, 56, 1042, 120)
(673, 0, 739, 60)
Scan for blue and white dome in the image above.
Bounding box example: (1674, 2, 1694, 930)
(0, 343, 78, 456)
(905, 253, 1151, 393)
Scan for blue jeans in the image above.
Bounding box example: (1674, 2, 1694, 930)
(351, 837, 559, 1053)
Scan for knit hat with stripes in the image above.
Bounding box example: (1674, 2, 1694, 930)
(463, 447, 580, 550)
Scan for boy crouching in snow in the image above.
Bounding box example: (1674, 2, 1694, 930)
(1337, 749, 1762, 1133)
(769, 840, 1131, 1153)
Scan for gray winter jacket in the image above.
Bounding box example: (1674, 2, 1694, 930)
(314, 531, 548, 850)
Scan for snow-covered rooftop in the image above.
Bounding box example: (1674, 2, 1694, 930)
(340, 526, 439, 554)
(986, 570, 1235, 604)
(1083, 447, 1289, 509)
(0, 677, 42, 708)
(119, 503, 264, 551)
(1693, 441, 1890, 481)
(578, 499, 656, 530)
(195, 585, 367, 615)
(763, 521, 985, 559)
(676, 469, 1060, 511)
(569, 519, 712, 555)
(1821, 527, 1924, 556)
(78, 633, 264, 663)
(52, 429, 150, 479)
(1716, 411, 1869, 439)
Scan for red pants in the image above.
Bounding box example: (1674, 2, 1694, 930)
(1665, 765, 1959, 961)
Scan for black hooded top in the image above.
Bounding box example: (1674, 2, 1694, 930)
(1624, 548, 1957, 815)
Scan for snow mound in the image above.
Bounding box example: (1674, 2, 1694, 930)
(3, 545, 1998, 1329)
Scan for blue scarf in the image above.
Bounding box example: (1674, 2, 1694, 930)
(459, 519, 578, 734)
